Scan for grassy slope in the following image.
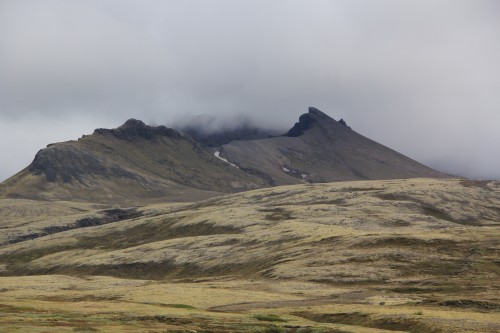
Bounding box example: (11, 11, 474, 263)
(0, 178, 499, 332)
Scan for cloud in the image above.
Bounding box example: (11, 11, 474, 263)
(0, 114, 119, 181)
(0, 0, 499, 180)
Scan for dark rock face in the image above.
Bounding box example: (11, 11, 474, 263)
(94, 119, 181, 140)
(286, 107, 352, 136)
(29, 145, 136, 183)
(30, 150, 58, 182)
(339, 118, 351, 130)
(29, 146, 105, 183)
(285, 107, 322, 137)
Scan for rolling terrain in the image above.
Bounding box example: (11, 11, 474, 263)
(0, 178, 498, 332)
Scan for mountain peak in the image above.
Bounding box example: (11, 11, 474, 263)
(94, 119, 181, 140)
(286, 107, 339, 137)
(307, 106, 329, 118)
(120, 118, 147, 129)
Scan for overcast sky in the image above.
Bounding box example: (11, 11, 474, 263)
(0, 0, 499, 181)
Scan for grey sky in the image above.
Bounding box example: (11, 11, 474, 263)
(1, 0, 499, 181)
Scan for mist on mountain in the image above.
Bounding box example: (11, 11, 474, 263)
(172, 113, 284, 147)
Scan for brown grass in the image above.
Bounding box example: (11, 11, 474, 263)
(0, 178, 499, 332)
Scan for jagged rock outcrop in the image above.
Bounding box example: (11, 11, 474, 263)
(286, 107, 352, 136)
(94, 119, 181, 140)
(286, 107, 322, 137)
(338, 118, 351, 129)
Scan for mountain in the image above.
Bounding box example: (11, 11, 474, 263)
(0, 119, 268, 204)
(219, 107, 447, 185)
(0, 107, 448, 204)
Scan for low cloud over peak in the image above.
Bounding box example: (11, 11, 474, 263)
(0, 0, 499, 181)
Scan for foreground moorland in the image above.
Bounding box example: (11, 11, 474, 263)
(0, 178, 499, 332)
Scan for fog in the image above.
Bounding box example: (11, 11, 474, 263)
(1, 0, 499, 181)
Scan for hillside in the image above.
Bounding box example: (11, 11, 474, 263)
(0, 178, 498, 332)
(0, 108, 448, 204)
(220, 107, 447, 184)
(0, 119, 268, 204)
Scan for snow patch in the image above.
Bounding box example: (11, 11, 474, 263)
(282, 166, 308, 179)
(214, 151, 239, 168)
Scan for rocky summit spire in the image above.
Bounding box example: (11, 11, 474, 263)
(94, 119, 181, 140)
(338, 118, 351, 130)
(286, 107, 333, 137)
(307, 106, 329, 117)
(285, 107, 353, 137)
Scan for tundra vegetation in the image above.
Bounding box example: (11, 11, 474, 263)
(0, 178, 498, 332)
